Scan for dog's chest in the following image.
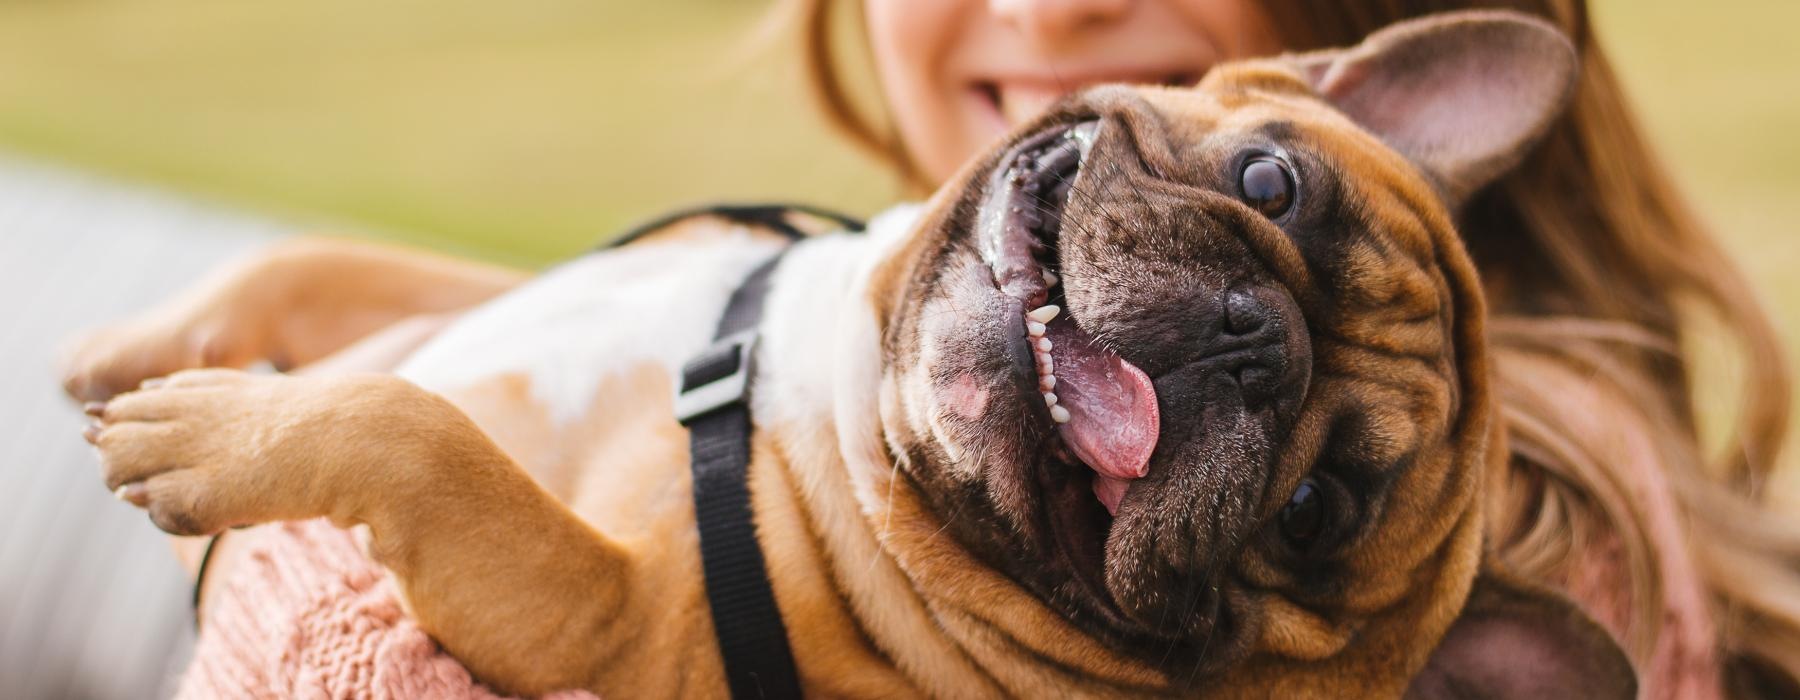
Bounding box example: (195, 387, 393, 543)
(386, 209, 905, 528)
(395, 230, 788, 426)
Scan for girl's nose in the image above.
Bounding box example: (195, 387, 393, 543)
(989, 0, 1133, 49)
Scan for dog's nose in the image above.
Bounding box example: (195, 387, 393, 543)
(1197, 286, 1305, 410)
(1223, 287, 1271, 335)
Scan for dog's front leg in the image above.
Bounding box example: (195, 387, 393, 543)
(61, 237, 525, 402)
(85, 368, 630, 695)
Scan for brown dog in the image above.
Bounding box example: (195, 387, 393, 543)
(63, 11, 1634, 698)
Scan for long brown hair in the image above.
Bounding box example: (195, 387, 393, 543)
(777, 0, 1800, 694)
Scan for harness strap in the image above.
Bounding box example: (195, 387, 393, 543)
(607, 202, 864, 249)
(669, 203, 862, 698)
(677, 254, 798, 699)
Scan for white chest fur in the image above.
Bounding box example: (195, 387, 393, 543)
(394, 205, 921, 429)
(396, 227, 788, 425)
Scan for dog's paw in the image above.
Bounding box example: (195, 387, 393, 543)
(59, 308, 258, 404)
(83, 368, 315, 536)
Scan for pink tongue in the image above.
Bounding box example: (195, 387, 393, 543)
(1045, 320, 1160, 512)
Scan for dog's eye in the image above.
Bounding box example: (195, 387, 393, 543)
(1279, 478, 1326, 549)
(1239, 157, 1295, 219)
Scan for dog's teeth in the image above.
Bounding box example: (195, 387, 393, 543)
(1050, 405, 1071, 423)
(1027, 305, 1061, 324)
(1042, 270, 1059, 286)
(1037, 353, 1054, 375)
(1035, 337, 1052, 352)
(1026, 321, 1046, 337)
(1044, 392, 1058, 408)
(1039, 374, 1057, 391)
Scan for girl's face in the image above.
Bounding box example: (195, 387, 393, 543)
(865, 0, 1282, 183)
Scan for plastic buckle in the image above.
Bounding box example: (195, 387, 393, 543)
(675, 330, 759, 425)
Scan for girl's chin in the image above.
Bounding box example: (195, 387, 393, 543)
(995, 83, 1072, 126)
(964, 84, 1013, 138)
(967, 72, 1205, 136)
(966, 82, 1071, 135)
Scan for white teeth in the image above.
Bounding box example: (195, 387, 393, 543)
(1042, 270, 1059, 286)
(1026, 321, 1046, 337)
(1030, 333, 1067, 423)
(1027, 305, 1061, 324)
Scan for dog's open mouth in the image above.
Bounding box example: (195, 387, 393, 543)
(977, 121, 1163, 587)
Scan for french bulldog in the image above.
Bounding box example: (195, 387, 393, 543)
(65, 10, 1633, 698)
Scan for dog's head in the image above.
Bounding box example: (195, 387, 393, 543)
(867, 10, 1633, 697)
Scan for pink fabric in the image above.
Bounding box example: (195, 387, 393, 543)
(178, 520, 597, 700)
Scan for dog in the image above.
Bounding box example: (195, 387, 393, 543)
(62, 11, 1635, 698)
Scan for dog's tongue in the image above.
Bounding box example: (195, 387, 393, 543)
(1045, 319, 1159, 511)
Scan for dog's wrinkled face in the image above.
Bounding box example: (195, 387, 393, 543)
(871, 11, 1627, 694)
(884, 74, 1477, 670)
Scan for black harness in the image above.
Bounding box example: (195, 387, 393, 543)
(638, 204, 863, 699)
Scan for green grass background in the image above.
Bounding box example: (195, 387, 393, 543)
(1, 0, 1797, 480)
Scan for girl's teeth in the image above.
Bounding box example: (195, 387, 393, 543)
(1027, 305, 1061, 324)
(1050, 405, 1071, 423)
(1027, 321, 1047, 337)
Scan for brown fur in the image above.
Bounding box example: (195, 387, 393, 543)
(65, 12, 1635, 698)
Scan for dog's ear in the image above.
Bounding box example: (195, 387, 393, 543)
(1405, 570, 1636, 699)
(1289, 10, 1579, 206)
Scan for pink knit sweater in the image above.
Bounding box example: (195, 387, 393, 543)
(178, 520, 597, 699)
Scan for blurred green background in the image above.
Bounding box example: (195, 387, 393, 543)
(0, 1, 895, 266)
(0, 0, 1796, 476)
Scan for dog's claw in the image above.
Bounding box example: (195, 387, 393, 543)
(114, 482, 147, 505)
(83, 422, 102, 444)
